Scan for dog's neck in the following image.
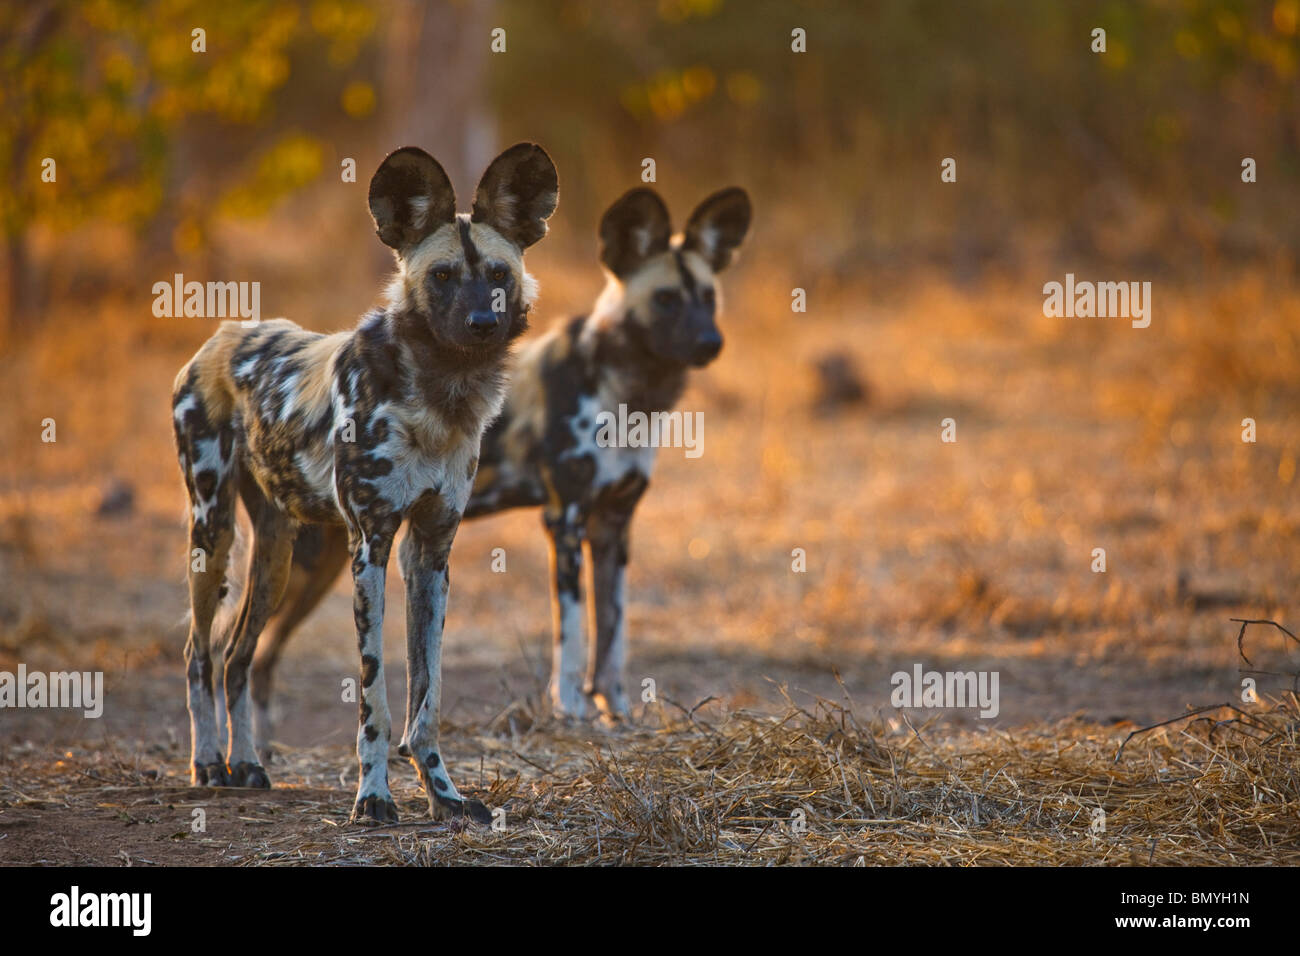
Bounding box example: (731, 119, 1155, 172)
(582, 288, 690, 415)
(383, 307, 512, 437)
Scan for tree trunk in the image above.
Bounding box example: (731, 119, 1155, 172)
(3, 233, 41, 334)
(382, 0, 497, 202)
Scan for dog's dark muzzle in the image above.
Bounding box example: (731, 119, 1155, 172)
(689, 328, 723, 366)
(466, 310, 500, 339)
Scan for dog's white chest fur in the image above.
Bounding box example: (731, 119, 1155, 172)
(361, 403, 480, 514)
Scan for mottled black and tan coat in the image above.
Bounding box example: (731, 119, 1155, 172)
(241, 185, 751, 736)
(172, 144, 558, 823)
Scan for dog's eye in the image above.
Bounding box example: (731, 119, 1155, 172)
(491, 269, 507, 282)
(653, 290, 680, 310)
(434, 270, 451, 282)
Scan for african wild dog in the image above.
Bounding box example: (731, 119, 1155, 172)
(172, 143, 559, 823)
(241, 185, 751, 742)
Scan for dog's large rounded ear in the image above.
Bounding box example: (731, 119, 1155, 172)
(368, 147, 456, 254)
(599, 188, 672, 279)
(682, 187, 752, 272)
(471, 143, 559, 249)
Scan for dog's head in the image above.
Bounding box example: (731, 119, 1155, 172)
(370, 143, 558, 355)
(597, 186, 751, 367)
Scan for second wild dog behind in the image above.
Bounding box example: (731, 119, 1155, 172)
(173, 143, 559, 823)
(242, 185, 752, 750)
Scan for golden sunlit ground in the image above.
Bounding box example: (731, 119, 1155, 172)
(1, 252, 1298, 864)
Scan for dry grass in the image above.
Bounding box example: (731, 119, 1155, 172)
(365, 694, 1300, 866)
(4, 688, 1297, 866)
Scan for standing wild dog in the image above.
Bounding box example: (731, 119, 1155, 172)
(172, 143, 558, 823)
(242, 185, 750, 744)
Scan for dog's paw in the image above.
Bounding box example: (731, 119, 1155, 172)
(433, 794, 493, 825)
(351, 793, 399, 825)
(228, 761, 271, 789)
(589, 690, 632, 725)
(192, 758, 231, 787)
(594, 711, 632, 732)
(550, 693, 591, 722)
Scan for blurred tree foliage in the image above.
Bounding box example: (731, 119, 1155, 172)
(493, 0, 1300, 274)
(3, 0, 1298, 326)
(0, 0, 376, 323)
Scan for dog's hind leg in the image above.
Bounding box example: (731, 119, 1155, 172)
(219, 476, 295, 788)
(250, 523, 349, 762)
(173, 377, 239, 786)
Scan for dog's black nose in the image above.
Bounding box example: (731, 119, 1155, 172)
(466, 311, 499, 338)
(691, 333, 723, 365)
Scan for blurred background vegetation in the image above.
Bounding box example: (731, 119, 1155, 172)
(2, 0, 1299, 331)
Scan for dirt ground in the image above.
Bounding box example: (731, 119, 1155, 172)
(1, 262, 1297, 865)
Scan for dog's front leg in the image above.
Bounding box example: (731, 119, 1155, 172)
(347, 519, 399, 823)
(586, 511, 635, 721)
(399, 496, 491, 823)
(544, 504, 589, 719)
